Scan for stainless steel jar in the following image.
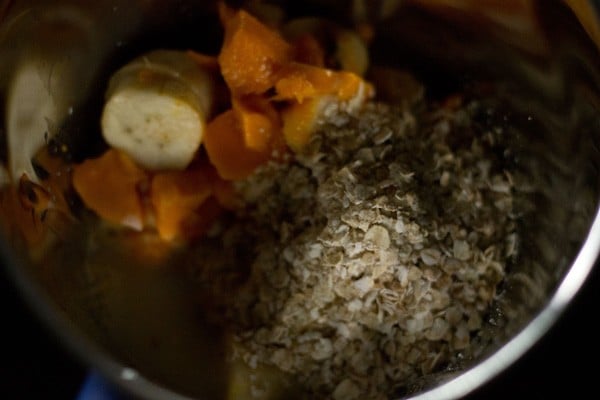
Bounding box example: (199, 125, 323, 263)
(1, 1, 599, 399)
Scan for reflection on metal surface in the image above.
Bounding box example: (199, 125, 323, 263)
(0, 1, 148, 184)
(565, 0, 600, 50)
(407, 0, 549, 54)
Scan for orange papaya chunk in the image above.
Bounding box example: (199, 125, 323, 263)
(150, 165, 215, 242)
(218, 5, 292, 95)
(204, 109, 272, 180)
(232, 95, 282, 153)
(240, 111, 273, 152)
(275, 63, 365, 103)
(72, 149, 147, 230)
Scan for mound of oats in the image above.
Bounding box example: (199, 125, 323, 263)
(194, 96, 521, 399)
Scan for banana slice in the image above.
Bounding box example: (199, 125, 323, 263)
(101, 50, 215, 171)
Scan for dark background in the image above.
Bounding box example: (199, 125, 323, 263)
(1, 259, 598, 399)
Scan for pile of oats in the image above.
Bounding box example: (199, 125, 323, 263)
(194, 95, 522, 399)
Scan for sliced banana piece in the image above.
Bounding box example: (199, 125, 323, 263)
(101, 50, 215, 171)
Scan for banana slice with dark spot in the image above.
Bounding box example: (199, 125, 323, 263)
(101, 50, 215, 171)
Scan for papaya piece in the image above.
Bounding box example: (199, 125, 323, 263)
(204, 109, 272, 180)
(239, 111, 273, 153)
(274, 63, 366, 103)
(232, 95, 281, 153)
(278, 65, 375, 152)
(72, 149, 147, 230)
(150, 165, 215, 242)
(193, 154, 239, 209)
(218, 3, 293, 95)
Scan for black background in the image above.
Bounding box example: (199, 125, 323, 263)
(1, 259, 599, 399)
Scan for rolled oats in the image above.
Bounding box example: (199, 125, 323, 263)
(190, 89, 531, 399)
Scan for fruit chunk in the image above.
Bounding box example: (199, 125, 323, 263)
(275, 63, 369, 102)
(204, 109, 275, 180)
(150, 165, 217, 242)
(218, 4, 292, 95)
(203, 94, 286, 181)
(101, 50, 215, 171)
(72, 149, 148, 230)
(233, 95, 281, 153)
(72, 3, 378, 243)
(281, 97, 328, 152)
(276, 63, 374, 152)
